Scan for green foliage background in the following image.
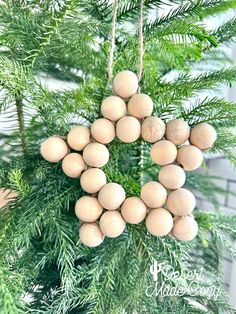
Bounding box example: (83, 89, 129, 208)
(0, 0, 236, 313)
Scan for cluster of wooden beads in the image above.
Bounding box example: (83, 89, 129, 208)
(40, 70, 217, 248)
(40, 126, 110, 174)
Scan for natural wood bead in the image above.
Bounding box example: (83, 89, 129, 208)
(167, 188, 196, 216)
(141, 117, 165, 143)
(113, 70, 139, 99)
(141, 181, 167, 208)
(146, 208, 173, 237)
(75, 196, 103, 222)
(40, 136, 69, 162)
(127, 93, 153, 119)
(0, 189, 18, 208)
(172, 216, 198, 241)
(62, 153, 86, 178)
(165, 119, 190, 145)
(190, 123, 217, 150)
(177, 145, 203, 171)
(80, 168, 106, 193)
(121, 197, 147, 224)
(98, 183, 126, 210)
(99, 211, 126, 238)
(158, 165, 186, 190)
(91, 118, 115, 144)
(79, 222, 104, 247)
(67, 126, 90, 151)
(82, 143, 109, 167)
(150, 140, 177, 166)
(101, 96, 126, 122)
(116, 116, 141, 143)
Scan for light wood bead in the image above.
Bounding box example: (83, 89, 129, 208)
(40, 136, 69, 162)
(190, 123, 217, 150)
(101, 96, 126, 122)
(165, 119, 190, 145)
(172, 216, 198, 241)
(75, 196, 103, 222)
(98, 183, 126, 210)
(67, 126, 90, 151)
(99, 211, 126, 238)
(158, 165, 186, 190)
(146, 208, 173, 237)
(121, 197, 147, 224)
(80, 168, 106, 193)
(113, 70, 139, 99)
(150, 140, 177, 166)
(141, 181, 167, 208)
(91, 118, 115, 144)
(116, 116, 141, 143)
(127, 94, 153, 119)
(0, 189, 18, 208)
(79, 222, 104, 247)
(141, 117, 165, 143)
(62, 153, 86, 178)
(177, 145, 203, 171)
(82, 143, 109, 167)
(167, 188, 196, 216)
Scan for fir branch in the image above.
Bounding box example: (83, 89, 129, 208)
(211, 128, 236, 168)
(186, 172, 229, 208)
(198, 0, 236, 18)
(24, 0, 77, 65)
(155, 67, 236, 108)
(81, 0, 112, 22)
(213, 17, 236, 44)
(196, 212, 236, 259)
(0, 264, 27, 314)
(182, 97, 236, 127)
(117, 0, 175, 21)
(150, 20, 218, 47)
(145, 0, 236, 31)
(0, 57, 30, 96)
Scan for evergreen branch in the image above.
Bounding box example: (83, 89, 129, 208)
(150, 20, 218, 46)
(81, 0, 112, 21)
(147, 1, 204, 27)
(196, 212, 236, 259)
(211, 129, 236, 168)
(0, 265, 27, 314)
(37, 214, 80, 314)
(156, 67, 236, 105)
(213, 17, 236, 44)
(182, 97, 236, 127)
(151, 68, 236, 120)
(117, 0, 175, 21)
(24, 0, 76, 65)
(0, 57, 30, 95)
(186, 172, 229, 208)
(198, 0, 236, 18)
(145, 0, 236, 30)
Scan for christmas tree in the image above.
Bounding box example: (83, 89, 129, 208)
(1, 0, 236, 313)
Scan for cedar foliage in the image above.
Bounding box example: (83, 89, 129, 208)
(0, 1, 236, 313)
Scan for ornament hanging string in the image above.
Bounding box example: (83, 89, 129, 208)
(137, 0, 144, 82)
(107, 0, 144, 82)
(108, 0, 119, 82)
